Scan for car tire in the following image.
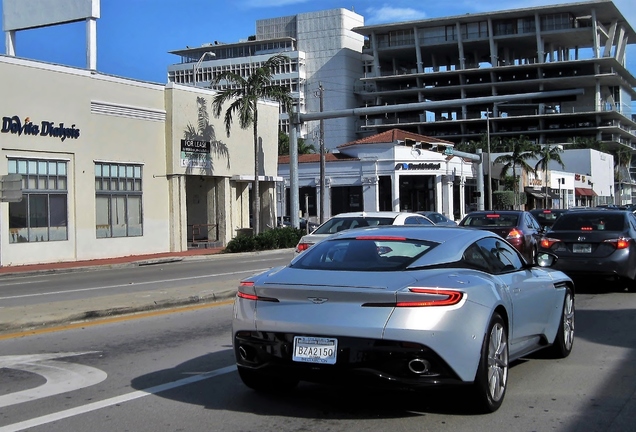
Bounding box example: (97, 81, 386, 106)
(544, 287, 575, 358)
(471, 312, 508, 413)
(237, 366, 299, 393)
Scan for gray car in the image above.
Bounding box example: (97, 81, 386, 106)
(417, 211, 457, 226)
(233, 226, 574, 413)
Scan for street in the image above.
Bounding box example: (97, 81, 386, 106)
(1, 264, 635, 431)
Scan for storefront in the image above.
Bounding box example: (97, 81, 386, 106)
(0, 56, 280, 266)
(277, 129, 476, 222)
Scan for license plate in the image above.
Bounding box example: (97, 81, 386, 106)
(573, 243, 592, 253)
(292, 336, 338, 364)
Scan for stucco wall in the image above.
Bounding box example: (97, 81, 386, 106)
(0, 56, 169, 265)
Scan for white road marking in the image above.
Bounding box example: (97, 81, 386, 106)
(0, 365, 236, 432)
(0, 268, 270, 300)
(0, 352, 106, 409)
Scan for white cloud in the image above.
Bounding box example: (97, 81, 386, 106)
(364, 4, 427, 25)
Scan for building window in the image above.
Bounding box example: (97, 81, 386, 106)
(8, 158, 68, 243)
(95, 162, 143, 238)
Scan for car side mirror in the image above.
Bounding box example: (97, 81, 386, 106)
(536, 252, 558, 267)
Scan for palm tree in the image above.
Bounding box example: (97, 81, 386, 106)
(494, 136, 538, 209)
(534, 144, 565, 209)
(278, 131, 316, 156)
(211, 54, 293, 235)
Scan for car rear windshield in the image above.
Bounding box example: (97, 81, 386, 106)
(291, 237, 438, 271)
(312, 217, 394, 235)
(551, 213, 625, 231)
(461, 214, 519, 228)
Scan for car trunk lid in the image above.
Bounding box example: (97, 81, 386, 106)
(253, 269, 417, 339)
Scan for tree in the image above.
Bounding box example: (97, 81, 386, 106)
(278, 131, 316, 156)
(494, 136, 538, 209)
(534, 144, 565, 209)
(211, 54, 292, 235)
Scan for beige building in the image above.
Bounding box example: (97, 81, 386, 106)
(0, 56, 280, 267)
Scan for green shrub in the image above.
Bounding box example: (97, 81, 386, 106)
(225, 227, 304, 253)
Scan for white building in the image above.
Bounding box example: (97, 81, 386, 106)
(0, 55, 281, 267)
(278, 129, 477, 221)
(167, 8, 365, 150)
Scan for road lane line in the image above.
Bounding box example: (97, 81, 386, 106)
(0, 355, 107, 408)
(0, 365, 236, 432)
(0, 268, 270, 300)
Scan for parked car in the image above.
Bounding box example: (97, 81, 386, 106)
(294, 211, 435, 255)
(529, 209, 568, 229)
(233, 226, 574, 413)
(538, 209, 636, 291)
(458, 210, 544, 263)
(417, 211, 457, 226)
(277, 216, 319, 232)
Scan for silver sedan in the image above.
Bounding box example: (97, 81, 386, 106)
(232, 226, 575, 413)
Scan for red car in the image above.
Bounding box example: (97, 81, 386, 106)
(458, 211, 544, 263)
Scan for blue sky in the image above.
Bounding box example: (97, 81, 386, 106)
(0, 0, 634, 83)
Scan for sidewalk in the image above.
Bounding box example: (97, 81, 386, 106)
(0, 247, 238, 335)
(0, 247, 225, 276)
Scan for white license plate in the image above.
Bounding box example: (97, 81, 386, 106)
(573, 243, 592, 253)
(292, 336, 338, 364)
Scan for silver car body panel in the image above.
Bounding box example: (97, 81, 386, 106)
(233, 226, 572, 383)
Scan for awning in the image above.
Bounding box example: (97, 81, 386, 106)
(575, 187, 597, 197)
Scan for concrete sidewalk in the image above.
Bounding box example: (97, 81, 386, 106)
(0, 247, 245, 335)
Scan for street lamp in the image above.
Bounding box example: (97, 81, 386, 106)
(485, 109, 493, 210)
(193, 51, 215, 86)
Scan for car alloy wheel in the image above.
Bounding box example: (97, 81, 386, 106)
(472, 313, 508, 413)
(546, 287, 574, 358)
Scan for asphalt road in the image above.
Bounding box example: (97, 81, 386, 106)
(1, 282, 635, 432)
(0, 249, 294, 336)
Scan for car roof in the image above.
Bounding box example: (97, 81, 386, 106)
(330, 211, 421, 218)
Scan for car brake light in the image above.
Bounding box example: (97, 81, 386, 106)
(507, 228, 522, 239)
(397, 288, 464, 307)
(237, 291, 259, 301)
(541, 237, 561, 248)
(296, 243, 311, 253)
(604, 237, 631, 249)
(581, 226, 593, 231)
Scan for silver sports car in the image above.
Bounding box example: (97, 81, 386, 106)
(232, 226, 575, 413)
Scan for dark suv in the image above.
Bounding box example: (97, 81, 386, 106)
(459, 210, 544, 263)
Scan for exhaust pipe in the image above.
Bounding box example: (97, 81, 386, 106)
(408, 358, 431, 374)
(238, 345, 257, 362)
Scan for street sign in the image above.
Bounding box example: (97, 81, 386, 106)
(0, 174, 23, 202)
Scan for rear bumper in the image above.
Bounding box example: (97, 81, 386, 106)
(233, 331, 464, 388)
(543, 249, 633, 280)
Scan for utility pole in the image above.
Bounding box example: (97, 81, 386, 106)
(486, 108, 493, 210)
(319, 83, 326, 224)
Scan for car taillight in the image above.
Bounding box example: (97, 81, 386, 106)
(506, 228, 522, 239)
(237, 281, 279, 302)
(604, 237, 631, 249)
(295, 242, 311, 253)
(397, 288, 464, 307)
(541, 237, 561, 248)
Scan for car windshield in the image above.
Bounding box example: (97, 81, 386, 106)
(312, 216, 395, 235)
(291, 236, 438, 271)
(531, 211, 564, 225)
(462, 214, 519, 228)
(551, 213, 625, 231)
